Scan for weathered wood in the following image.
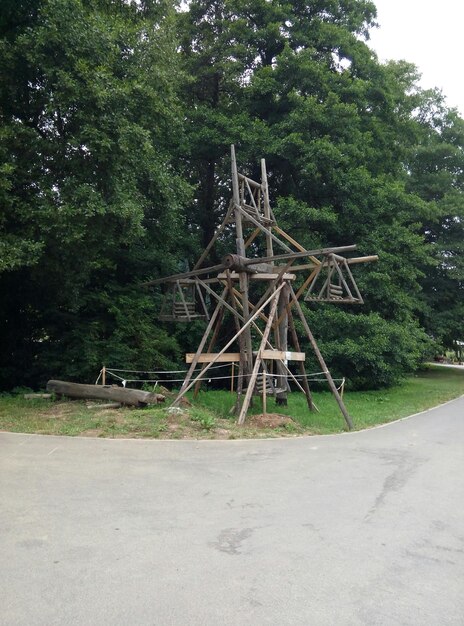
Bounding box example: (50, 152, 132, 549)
(261, 350, 305, 361)
(46, 380, 165, 407)
(172, 287, 228, 406)
(174, 283, 285, 407)
(186, 353, 241, 363)
(261, 158, 273, 258)
(275, 283, 290, 405)
(231, 145, 254, 385)
(289, 287, 354, 430)
(217, 271, 296, 281)
(153, 147, 377, 425)
(287, 303, 316, 412)
(196, 277, 246, 324)
(193, 306, 224, 398)
(186, 350, 304, 363)
(142, 263, 224, 286)
(273, 225, 321, 267)
(237, 288, 281, 425)
(24, 393, 52, 399)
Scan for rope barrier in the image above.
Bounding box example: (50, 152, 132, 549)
(101, 367, 346, 386)
(104, 363, 231, 374)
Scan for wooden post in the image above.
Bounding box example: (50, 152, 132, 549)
(172, 288, 227, 406)
(102, 365, 106, 386)
(289, 286, 354, 430)
(237, 287, 281, 425)
(261, 158, 273, 260)
(193, 307, 224, 398)
(287, 304, 315, 411)
(262, 369, 267, 417)
(275, 283, 290, 406)
(231, 145, 254, 407)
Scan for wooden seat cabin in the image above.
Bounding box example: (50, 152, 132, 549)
(158, 281, 209, 322)
(305, 254, 363, 304)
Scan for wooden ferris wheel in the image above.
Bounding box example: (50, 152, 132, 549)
(145, 146, 377, 429)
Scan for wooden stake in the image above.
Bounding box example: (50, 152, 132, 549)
(287, 303, 315, 411)
(237, 287, 281, 425)
(193, 307, 224, 398)
(172, 288, 227, 406)
(262, 368, 267, 417)
(289, 286, 354, 430)
(102, 366, 106, 386)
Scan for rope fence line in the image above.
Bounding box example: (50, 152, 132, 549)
(96, 365, 346, 394)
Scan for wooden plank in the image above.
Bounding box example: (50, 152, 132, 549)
(186, 350, 304, 363)
(186, 353, 241, 363)
(261, 350, 305, 361)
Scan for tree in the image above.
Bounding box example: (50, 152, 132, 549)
(176, 0, 442, 388)
(0, 0, 189, 389)
(407, 98, 464, 353)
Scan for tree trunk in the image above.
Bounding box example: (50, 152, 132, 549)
(46, 380, 165, 407)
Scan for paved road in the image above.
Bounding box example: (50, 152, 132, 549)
(1, 397, 463, 626)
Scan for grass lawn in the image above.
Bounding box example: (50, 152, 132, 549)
(0, 365, 462, 439)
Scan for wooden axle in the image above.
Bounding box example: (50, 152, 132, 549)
(217, 272, 296, 281)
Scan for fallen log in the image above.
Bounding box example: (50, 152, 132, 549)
(46, 380, 165, 407)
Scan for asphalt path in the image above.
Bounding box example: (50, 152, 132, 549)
(1, 397, 463, 625)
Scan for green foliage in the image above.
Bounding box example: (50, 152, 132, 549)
(0, 0, 463, 392)
(0, 0, 190, 389)
(175, 0, 464, 389)
(189, 407, 217, 430)
(300, 305, 434, 389)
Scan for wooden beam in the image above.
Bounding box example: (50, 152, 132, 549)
(193, 201, 234, 270)
(273, 225, 321, 266)
(186, 353, 241, 363)
(186, 350, 304, 363)
(289, 285, 354, 430)
(217, 272, 296, 281)
(235, 204, 293, 253)
(244, 228, 261, 249)
(261, 350, 305, 361)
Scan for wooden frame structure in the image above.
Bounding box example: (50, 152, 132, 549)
(146, 147, 378, 429)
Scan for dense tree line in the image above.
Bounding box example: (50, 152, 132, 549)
(0, 0, 462, 390)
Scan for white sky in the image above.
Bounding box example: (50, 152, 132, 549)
(368, 0, 464, 116)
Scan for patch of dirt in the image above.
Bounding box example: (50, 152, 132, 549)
(248, 413, 295, 428)
(38, 402, 77, 419)
(79, 429, 105, 437)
